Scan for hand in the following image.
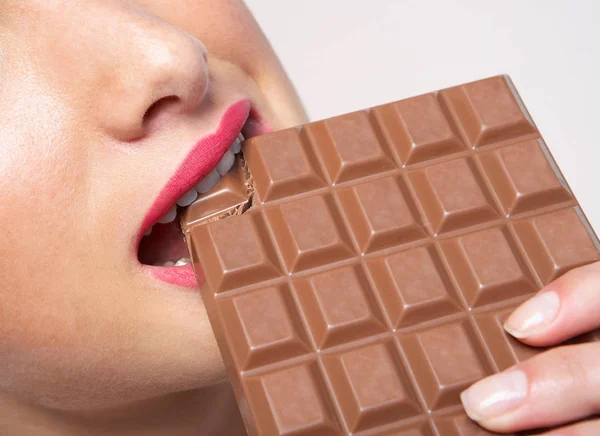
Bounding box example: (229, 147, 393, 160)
(460, 261, 600, 435)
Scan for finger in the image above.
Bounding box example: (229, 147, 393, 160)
(460, 343, 600, 433)
(544, 418, 600, 436)
(503, 261, 600, 346)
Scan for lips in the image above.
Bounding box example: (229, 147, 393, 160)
(138, 100, 251, 241)
(136, 99, 253, 289)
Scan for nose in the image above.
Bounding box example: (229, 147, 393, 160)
(98, 17, 209, 141)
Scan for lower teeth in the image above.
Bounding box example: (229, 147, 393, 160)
(144, 135, 246, 266)
(154, 258, 191, 267)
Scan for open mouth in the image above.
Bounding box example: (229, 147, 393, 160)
(134, 100, 272, 289)
(137, 131, 245, 268)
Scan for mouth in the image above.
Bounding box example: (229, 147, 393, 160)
(135, 100, 271, 289)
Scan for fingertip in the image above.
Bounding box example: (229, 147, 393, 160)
(459, 370, 528, 427)
(503, 321, 529, 339)
(460, 389, 484, 422)
(503, 291, 560, 339)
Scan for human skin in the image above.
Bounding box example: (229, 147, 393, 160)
(0, 1, 599, 435)
(0, 1, 307, 435)
(460, 261, 600, 435)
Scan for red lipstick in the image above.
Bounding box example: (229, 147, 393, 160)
(137, 99, 250, 289)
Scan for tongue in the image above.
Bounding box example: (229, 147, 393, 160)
(138, 220, 189, 265)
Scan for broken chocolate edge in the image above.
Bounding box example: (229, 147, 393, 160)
(184, 152, 255, 228)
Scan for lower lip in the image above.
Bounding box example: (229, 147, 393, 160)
(139, 104, 271, 291)
(138, 100, 250, 290)
(145, 264, 203, 289)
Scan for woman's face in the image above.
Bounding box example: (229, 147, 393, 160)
(0, 0, 306, 411)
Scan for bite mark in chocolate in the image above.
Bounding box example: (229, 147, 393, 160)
(181, 153, 255, 229)
(183, 76, 600, 436)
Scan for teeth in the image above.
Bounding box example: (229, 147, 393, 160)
(157, 204, 177, 224)
(155, 258, 191, 267)
(191, 135, 244, 196)
(195, 169, 221, 193)
(216, 150, 235, 176)
(145, 135, 245, 267)
(230, 138, 242, 155)
(153, 134, 242, 232)
(176, 188, 198, 207)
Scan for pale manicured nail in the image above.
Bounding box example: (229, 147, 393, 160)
(504, 291, 560, 338)
(461, 370, 528, 421)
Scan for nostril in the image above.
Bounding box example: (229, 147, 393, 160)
(142, 95, 182, 128)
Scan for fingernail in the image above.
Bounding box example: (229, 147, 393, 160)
(504, 291, 560, 338)
(461, 370, 528, 421)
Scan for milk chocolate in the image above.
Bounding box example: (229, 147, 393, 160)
(184, 76, 600, 435)
(182, 155, 253, 229)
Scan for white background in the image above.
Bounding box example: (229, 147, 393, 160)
(246, 0, 600, 232)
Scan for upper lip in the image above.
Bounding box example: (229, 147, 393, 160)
(135, 99, 251, 245)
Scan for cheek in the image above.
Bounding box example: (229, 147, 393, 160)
(0, 90, 92, 352)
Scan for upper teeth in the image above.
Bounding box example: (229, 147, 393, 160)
(157, 204, 177, 224)
(146, 133, 245, 231)
(216, 150, 235, 176)
(154, 257, 191, 267)
(176, 187, 198, 207)
(195, 169, 220, 194)
(230, 136, 242, 154)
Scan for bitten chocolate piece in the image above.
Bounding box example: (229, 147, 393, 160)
(184, 76, 600, 436)
(182, 155, 253, 230)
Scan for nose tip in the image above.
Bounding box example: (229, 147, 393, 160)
(142, 36, 209, 112)
(101, 24, 209, 141)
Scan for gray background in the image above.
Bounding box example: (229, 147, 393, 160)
(246, 0, 600, 232)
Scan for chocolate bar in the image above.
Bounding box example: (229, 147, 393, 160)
(183, 76, 600, 435)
